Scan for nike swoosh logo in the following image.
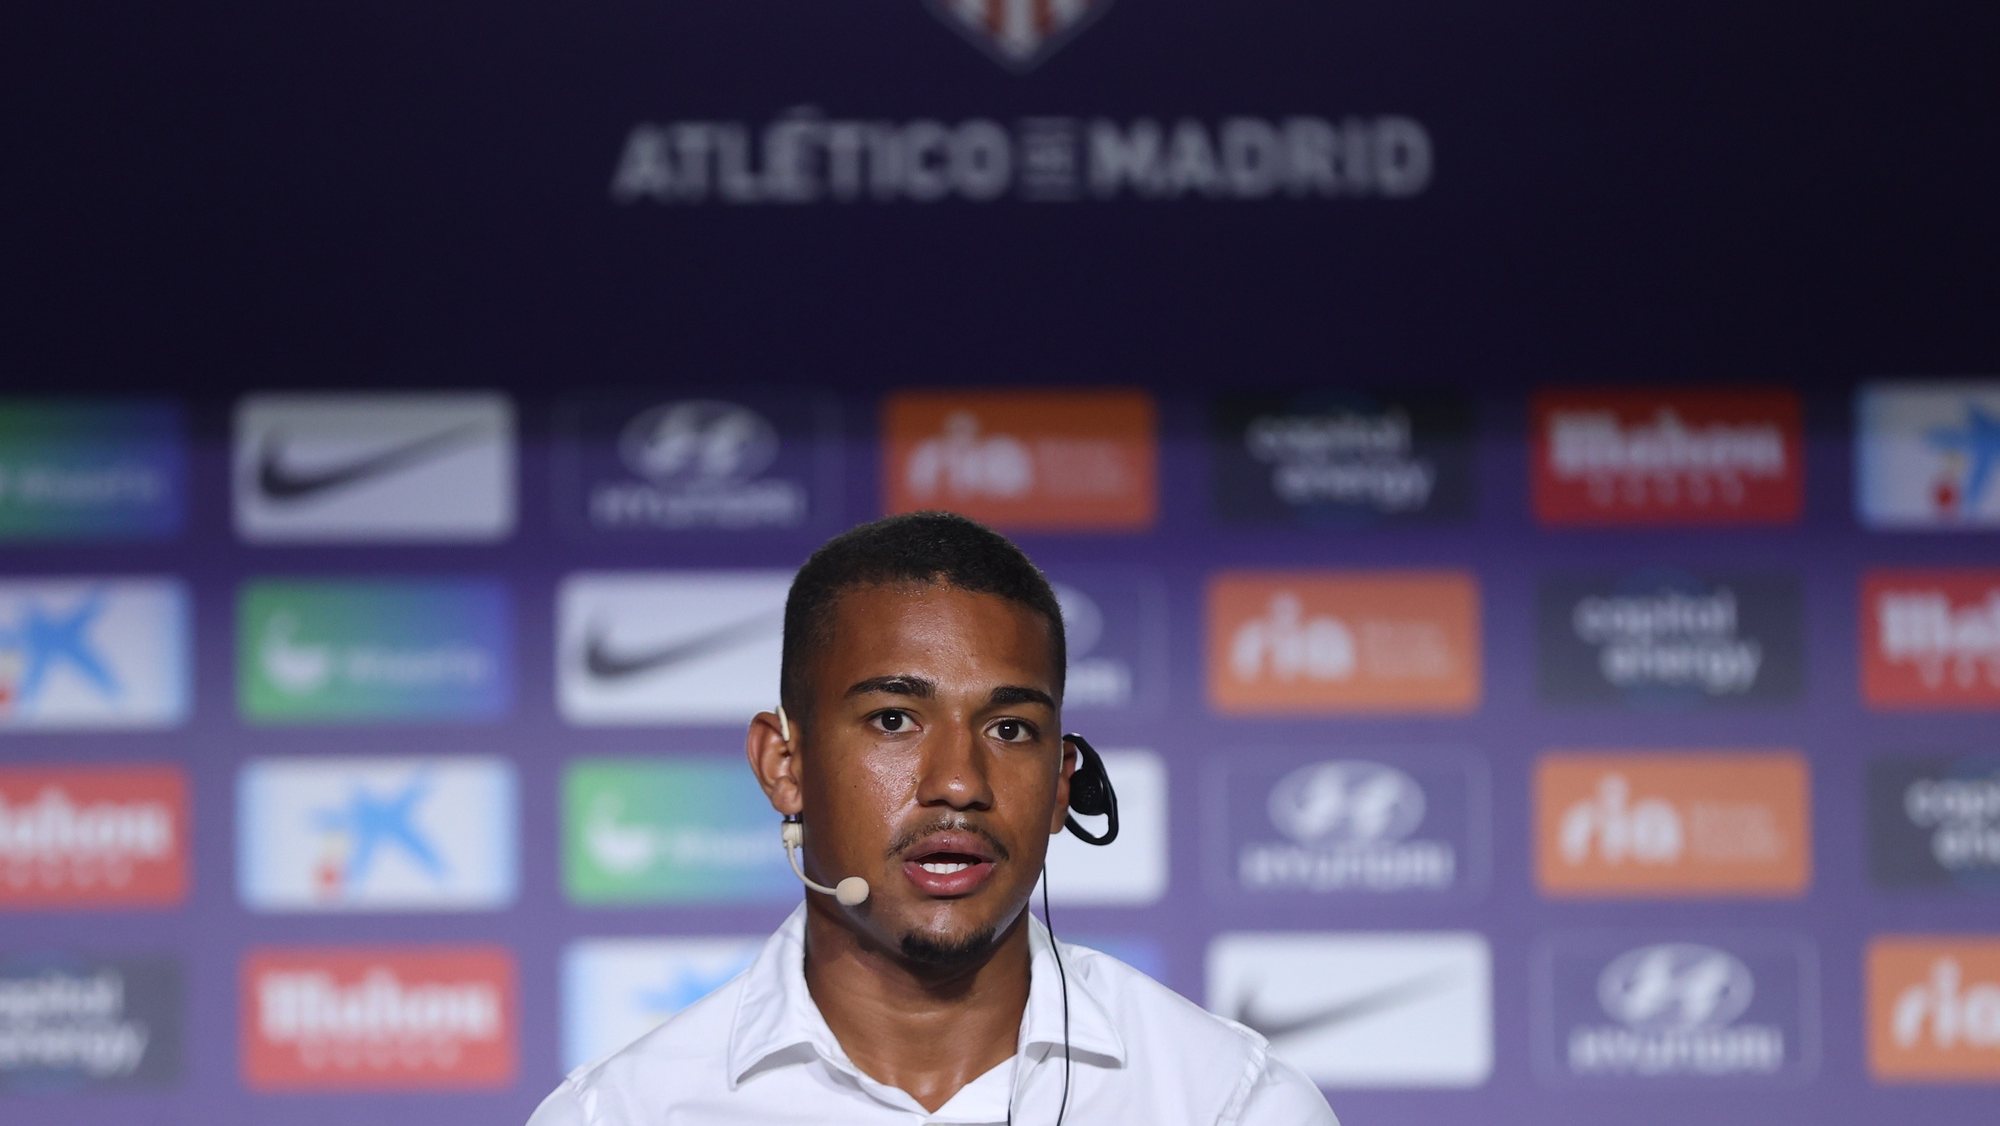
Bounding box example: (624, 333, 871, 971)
(1232, 967, 1459, 1041)
(256, 422, 490, 502)
(583, 611, 783, 681)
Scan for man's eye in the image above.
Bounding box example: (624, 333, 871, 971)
(874, 710, 911, 733)
(990, 719, 1033, 742)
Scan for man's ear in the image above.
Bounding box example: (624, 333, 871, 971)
(747, 709, 803, 817)
(1049, 737, 1077, 835)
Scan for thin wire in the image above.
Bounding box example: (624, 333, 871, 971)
(1007, 868, 1071, 1126)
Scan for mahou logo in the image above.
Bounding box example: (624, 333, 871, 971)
(882, 390, 1157, 530)
(1206, 571, 1480, 713)
(0, 767, 187, 909)
(1869, 938, 2000, 1081)
(1862, 570, 2000, 708)
(1532, 390, 1803, 525)
(241, 948, 516, 1090)
(1536, 752, 1809, 897)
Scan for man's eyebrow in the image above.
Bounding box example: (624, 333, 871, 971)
(844, 675, 936, 700)
(988, 684, 1057, 710)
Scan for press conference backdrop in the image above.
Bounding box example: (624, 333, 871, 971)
(7, 4, 2000, 1126)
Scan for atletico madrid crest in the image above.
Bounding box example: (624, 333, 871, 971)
(925, 0, 1115, 71)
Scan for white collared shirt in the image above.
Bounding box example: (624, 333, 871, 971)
(528, 905, 1337, 1125)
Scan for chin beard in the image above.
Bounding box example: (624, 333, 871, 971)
(899, 923, 999, 967)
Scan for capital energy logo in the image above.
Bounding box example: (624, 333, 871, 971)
(558, 571, 788, 724)
(564, 759, 792, 904)
(1537, 936, 1816, 1085)
(1857, 381, 2000, 528)
(1206, 571, 1480, 714)
(1862, 570, 2000, 708)
(241, 947, 516, 1090)
(556, 395, 839, 534)
(925, 0, 1114, 71)
(0, 955, 181, 1091)
(0, 766, 188, 909)
(238, 757, 517, 912)
(1045, 749, 1166, 905)
(1869, 937, 2000, 1081)
(0, 579, 188, 730)
(1538, 571, 1803, 708)
(233, 392, 515, 542)
(1207, 932, 1491, 1087)
(1213, 755, 1484, 897)
(1870, 755, 2000, 891)
(238, 580, 512, 723)
(1532, 389, 1803, 524)
(561, 937, 761, 1070)
(883, 390, 1157, 531)
(0, 400, 184, 540)
(1050, 571, 1164, 711)
(1209, 390, 1474, 525)
(1536, 752, 1810, 897)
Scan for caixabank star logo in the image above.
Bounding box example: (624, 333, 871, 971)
(925, 0, 1115, 71)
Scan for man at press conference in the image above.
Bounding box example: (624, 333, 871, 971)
(528, 511, 1337, 1125)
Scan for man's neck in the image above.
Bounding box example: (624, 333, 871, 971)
(801, 902, 1033, 1114)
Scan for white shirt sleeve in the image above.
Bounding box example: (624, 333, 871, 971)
(1225, 1053, 1339, 1126)
(526, 1080, 590, 1126)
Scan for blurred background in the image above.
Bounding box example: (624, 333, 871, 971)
(6, 3, 2000, 1124)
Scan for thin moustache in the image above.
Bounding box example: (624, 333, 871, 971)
(887, 817, 1010, 862)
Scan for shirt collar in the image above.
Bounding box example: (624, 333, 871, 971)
(726, 904, 1127, 1087)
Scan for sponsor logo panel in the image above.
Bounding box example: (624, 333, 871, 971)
(1210, 753, 1486, 898)
(1206, 571, 1480, 714)
(1871, 755, 2000, 891)
(1535, 934, 1817, 1086)
(238, 580, 513, 723)
(1857, 381, 2000, 528)
(561, 937, 761, 1070)
(240, 947, 517, 1090)
(564, 759, 793, 904)
(0, 766, 188, 910)
(555, 395, 840, 534)
(0, 954, 182, 1091)
(1535, 752, 1810, 898)
(1531, 389, 1803, 525)
(1868, 937, 2000, 1081)
(882, 390, 1157, 531)
(557, 572, 788, 725)
(238, 757, 517, 912)
(0, 579, 189, 730)
(1209, 390, 1474, 525)
(1049, 570, 1164, 712)
(1862, 570, 2000, 709)
(233, 392, 515, 542)
(1046, 749, 1166, 906)
(1207, 931, 1491, 1087)
(1538, 571, 1803, 708)
(0, 400, 185, 540)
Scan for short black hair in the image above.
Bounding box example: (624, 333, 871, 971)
(780, 511, 1065, 723)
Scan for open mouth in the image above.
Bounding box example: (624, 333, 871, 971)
(900, 832, 1000, 896)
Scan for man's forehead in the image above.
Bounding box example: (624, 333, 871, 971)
(817, 581, 1059, 682)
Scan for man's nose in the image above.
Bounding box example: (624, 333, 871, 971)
(915, 718, 994, 811)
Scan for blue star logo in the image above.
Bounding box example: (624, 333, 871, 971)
(0, 588, 119, 710)
(312, 772, 446, 888)
(1928, 403, 2000, 511)
(634, 959, 750, 1016)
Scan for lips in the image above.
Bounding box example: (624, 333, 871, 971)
(900, 830, 998, 898)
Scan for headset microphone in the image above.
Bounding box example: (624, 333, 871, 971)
(775, 707, 871, 907)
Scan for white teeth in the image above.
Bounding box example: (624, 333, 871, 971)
(919, 861, 972, 874)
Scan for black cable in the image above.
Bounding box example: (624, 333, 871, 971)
(1008, 868, 1071, 1126)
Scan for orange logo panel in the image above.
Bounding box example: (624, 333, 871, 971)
(1531, 389, 1804, 525)
(1206, 571, 1480, 713)
(1869, 938, 2000, 1081)
(0, 765, 188, 909)
(1861, 570, 2000, 709)
(1535, 752, 1810, 897)
(882, 390, 1157, 530)
(242, 947, 518, 1090)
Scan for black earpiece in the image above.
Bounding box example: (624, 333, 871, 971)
(1061, 733, 1118, 846)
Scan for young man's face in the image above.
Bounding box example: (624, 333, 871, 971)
(795, 581, 1070, 966)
